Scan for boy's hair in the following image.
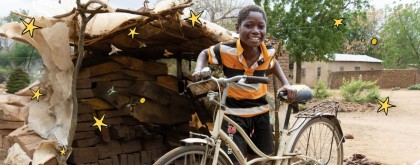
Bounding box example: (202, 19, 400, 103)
(237, 5, 267, 25)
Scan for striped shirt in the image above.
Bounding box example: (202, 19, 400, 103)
(208, 39, 275, 117)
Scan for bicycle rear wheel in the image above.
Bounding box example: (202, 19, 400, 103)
(290, 118, 343, 165)
(154, 145, 232, 165)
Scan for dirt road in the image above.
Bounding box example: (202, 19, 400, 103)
(339, 89, 420, 164)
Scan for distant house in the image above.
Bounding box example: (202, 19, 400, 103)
(291, 54, 383, 87)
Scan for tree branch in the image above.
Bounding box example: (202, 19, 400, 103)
(53, 8, 77, 19)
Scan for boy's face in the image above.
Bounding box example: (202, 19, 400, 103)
(236, 11, 266, 48)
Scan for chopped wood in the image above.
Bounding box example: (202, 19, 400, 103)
(74, 131, 96, 141)
(78, 69, 91, 79)
(0, 130, 13, 136)
(98, 158, 113, 165)
(68, 147, 99, 164)
(145, 61, 168, 76)
(157, 75, 179, 93)
(0, 121, 24, 129)
(121, 140, 142, 154)
(142, 136, 163, 150)
(96, 140, 122, 159)
(122, 116, 141, 126)
(131, 81, 171, 106)
(120, 69, 156, 81)
(77, 79, 92, 89)
(106, 117, 124, 125)
(91, 72, 135, 82)
(100, 126, 111, 143)
(77, 89, 95, 99)
(111, 155, 119, 165)
(110, 125, 129, 140)
(97, 109, 129, 119)
(140, 151, 152, 165)
(76, 122, 97, 132)
(115, 94, 131, 109)
(78, 113, 96, 122)
(74, 136, 102, 147)
(87, 61, 123, 77)
(112, 56, 146, 71)
(134, 153, 141, 165)
(78, 102, 94, 114)
(80, 98, 113, 110)
(112, 80, 135, 88)
(127, 154, 135, 165)
(119, 154, 128, 165)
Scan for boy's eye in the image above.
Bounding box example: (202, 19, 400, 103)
(245, 24, 252, 28)
(258, 25, 265, 29)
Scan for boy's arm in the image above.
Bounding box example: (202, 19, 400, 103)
(270, 60, 297, 103)
(192, 49, 209, 81)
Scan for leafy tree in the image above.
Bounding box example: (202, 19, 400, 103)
(380, 2, 420, 69)
(6, 68, 30, 93)
(255, 0, 370, 83)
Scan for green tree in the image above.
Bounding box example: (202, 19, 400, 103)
(255, 0, 369, 83)
(379, 2, 420, 69)
(6, 68, 30, 93)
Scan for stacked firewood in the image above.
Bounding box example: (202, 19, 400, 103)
(69, 56, 194, 165)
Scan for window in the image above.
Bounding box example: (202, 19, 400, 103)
(301, 68, 306, 78)
(340, 66, 344, 71)
(355, 67, 360, 71)
(317, 67, 321, 77)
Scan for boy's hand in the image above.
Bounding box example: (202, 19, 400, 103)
(192, 71, 201, 82)
(277, 85, 297, 104)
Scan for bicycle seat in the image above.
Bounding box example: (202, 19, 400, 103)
(279, 85, 313, 104)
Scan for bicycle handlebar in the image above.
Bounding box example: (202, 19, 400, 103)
(213, 75, 270, 84)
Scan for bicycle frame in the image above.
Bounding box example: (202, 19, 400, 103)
(204, 78, 323, 165)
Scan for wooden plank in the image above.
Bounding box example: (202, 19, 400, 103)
(115, 94, 131, 109)
(106, 117, 124, 125)
(0, 130, 13, 136)
(98, 159, 113, 165)
(119, 154, 128, 165)
(157, 75, 178, 93)
(134, 153, 140, 165)
(142, 136, 163, 151)
(145, 61, 168, 76)
(112, 80, 135, 88)
(95, 140, 122, 159)
(127, 154, 135, 165)
(88, 61, 122, 77)
(78, 102, 94, 114)
(78, 69, 91, 79)
(132, 81, 171, 106)
(111, 155, 119, 165)
(112, 56, 145, 71)
(120, 69, 155, 81)
(80, 98, 113, 110)
(0, 121, 24, 129)
(122, 117, 141, 126)
(74, 131, 96, 141)
(97, 109, 130, 119)
(76, 122, 97, 132)
(78, 113, 95, 122)
(75, 136, 102, 147)
(110, 125, 129, 140)
(140, 151, 151, 165)
(69, 147, 99, 164)
(121, 140, 142, 154)
(77, 79, 92, 89)
(91, 82, 118, 108)
(91, 73, 134, 82)
(100, 126, 111, 143)
(77, 89, 94, 99)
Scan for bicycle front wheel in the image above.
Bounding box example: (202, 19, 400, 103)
(290, 118, 344, 165)
(154, 145, 232, 165)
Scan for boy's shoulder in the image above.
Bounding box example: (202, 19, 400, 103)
(220, 39, 237, 48)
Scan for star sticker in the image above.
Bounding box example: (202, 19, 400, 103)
(377, 97, 396, 115)
(92, 114, 108, 132)
(107, 86, 116, 95)
(60, 148, 66, 155)
(164, 49, 173, 58)
(21, 18, 42, 38)
(138, 42, 147, 48)
(109, 44, 122, 56)
(332, 18, 345, 29)
(31, 88, 43, 102)
(185, 10, 203, 27)
(128, 27, 139, 39)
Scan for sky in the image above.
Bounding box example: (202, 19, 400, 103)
(0, 0, 417, 18)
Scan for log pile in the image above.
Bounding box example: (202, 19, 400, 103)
(69, 55, 195, 164)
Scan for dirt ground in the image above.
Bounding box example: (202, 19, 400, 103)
(335, 89, 420, 165)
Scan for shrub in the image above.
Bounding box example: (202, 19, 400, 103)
(6, 68, 30, 94)
(339, 76, 380, 103)
(314, 80, 330, 99)
(408, 84, 420, 90)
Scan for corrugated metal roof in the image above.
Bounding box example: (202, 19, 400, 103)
(333, 54, 382, 63)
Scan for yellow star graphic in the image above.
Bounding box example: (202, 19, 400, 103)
(92, 114, 108, 132)
(377, 97, 396, 115)
(21, 18, 42, 38)
(31, 88, 43, 102)
(332, 18, 345, 29)
(186, 10, 203, 27)
(60, 148, 66, 155)
(128, 27, 139, 39)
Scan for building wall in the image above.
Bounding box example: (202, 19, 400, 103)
(293, 61, 383, 87)
(329, 69, 419, 89)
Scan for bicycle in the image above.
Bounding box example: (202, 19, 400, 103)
(154, 68, 345, 165)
